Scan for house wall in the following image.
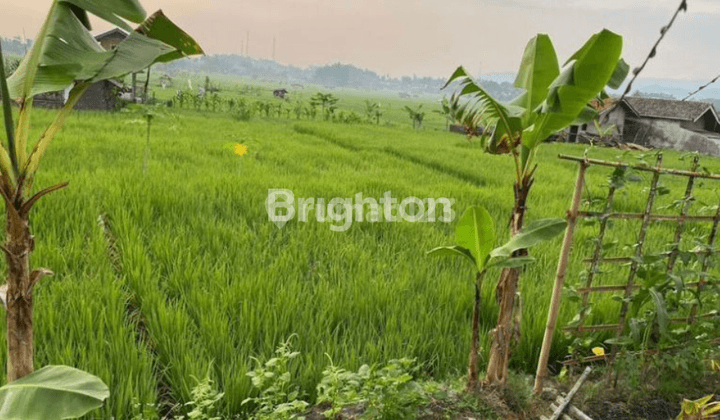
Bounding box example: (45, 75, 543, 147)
(33, 91, 64, 109)
(74, 81, 118, 111)
(98, 33, 126, 51)
(679, 110, 720, 133)
(624, 119, 720, 156)
(584, 106, 626, 137)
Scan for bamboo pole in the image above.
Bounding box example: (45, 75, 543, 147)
(558, 154, 720, 181)
(611, 154, 663, 358)
(583, 251, 720, 264)
(666, 156, 699, 272)
(689, 193, 720, 323)
(533, 161, 588, 394)
(579, 212, 716, 223)
(549, 366, 592, 420)
(577, 184, 616, 333)
(554, 396, 594, 420)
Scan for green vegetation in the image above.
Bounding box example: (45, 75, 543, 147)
(403, 104, 425, 129)
(0, 98, 716, 417)
(445, 29, 629, 386)
(429, 207, 565, 388)
(0, 365, 109, 420)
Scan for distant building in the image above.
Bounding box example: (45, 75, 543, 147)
(159, 74, 174, 89)
(35, 27, 142, 110)
(273, 88, 288, 99)
(94, 28, 128, 51)
(74, 79, 124, 110)
(580, 97, 720, 156)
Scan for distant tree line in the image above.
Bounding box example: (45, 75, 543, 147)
(631, 90, 677, 100)
(0, 36, 31, 56)
(154, 54, 522, 99)
(1, 35, 518, 100)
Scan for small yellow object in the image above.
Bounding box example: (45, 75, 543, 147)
(592, 347, 605, 357)
(233, 143, 248, 156)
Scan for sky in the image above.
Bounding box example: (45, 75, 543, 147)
(1, 0, 719, 82)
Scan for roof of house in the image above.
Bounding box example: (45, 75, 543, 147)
(106, 79, 124, 88)
(94, 28, 129, 42)
(621, 97, 718, 123)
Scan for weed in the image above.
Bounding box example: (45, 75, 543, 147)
(242, 337, 309, 420)
(317, 357, 428, 420)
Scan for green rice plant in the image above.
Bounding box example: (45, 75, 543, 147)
(3, 99, 717, 416)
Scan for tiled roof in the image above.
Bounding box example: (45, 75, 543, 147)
(622, 97, 717, 122)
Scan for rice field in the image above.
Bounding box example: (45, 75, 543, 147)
(2, 94, 720, 418)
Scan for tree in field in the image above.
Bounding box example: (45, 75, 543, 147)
(429, 207, 565, 388)
(444, 30, 628, 387)
(433, 97, 456, 131)
(310, 92, 338, 121)
(0, 0, 203, 382)
(403, 104, 424, 129)
(364, 100, 382, 125)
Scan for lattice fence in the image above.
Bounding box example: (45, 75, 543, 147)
(534, 153, 720, 393)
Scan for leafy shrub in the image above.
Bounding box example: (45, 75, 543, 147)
(316, 358, 428, 420)
(178, 373, 225, 420)
(242, 336, 309, 420)
(676, 394, 720, 420)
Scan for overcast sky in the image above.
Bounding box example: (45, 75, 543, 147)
(1, 0, 719, 81)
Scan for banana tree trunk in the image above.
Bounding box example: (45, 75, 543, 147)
(485, 175, 533, 386)
(1, 179, 62, 382)
(467, 272, 483, 389)
(5, 205, 34, 382)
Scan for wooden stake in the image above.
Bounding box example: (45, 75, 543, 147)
(533, 161, 588, 394)
(549, 366, 592, 420)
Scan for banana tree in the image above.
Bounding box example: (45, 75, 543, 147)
(403, 104, 424, 129)
(444, 30, 629, 386)
(0, 0, 203, 382)
(428, 206, 565, 388)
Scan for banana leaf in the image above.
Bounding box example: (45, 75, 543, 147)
(0, 365, 109, 420)
(7, 0, 203, 99)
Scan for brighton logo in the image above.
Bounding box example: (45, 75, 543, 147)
(265, 189, 456, 232)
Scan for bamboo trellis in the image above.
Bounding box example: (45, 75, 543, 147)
(533, 153, 720, 394)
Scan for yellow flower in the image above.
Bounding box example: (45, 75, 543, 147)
(592, 347, 605, 357)
(233, 143, 248, 156)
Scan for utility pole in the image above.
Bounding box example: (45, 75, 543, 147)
(246, 31, 249, 56)
(272, 37, 276, 61)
